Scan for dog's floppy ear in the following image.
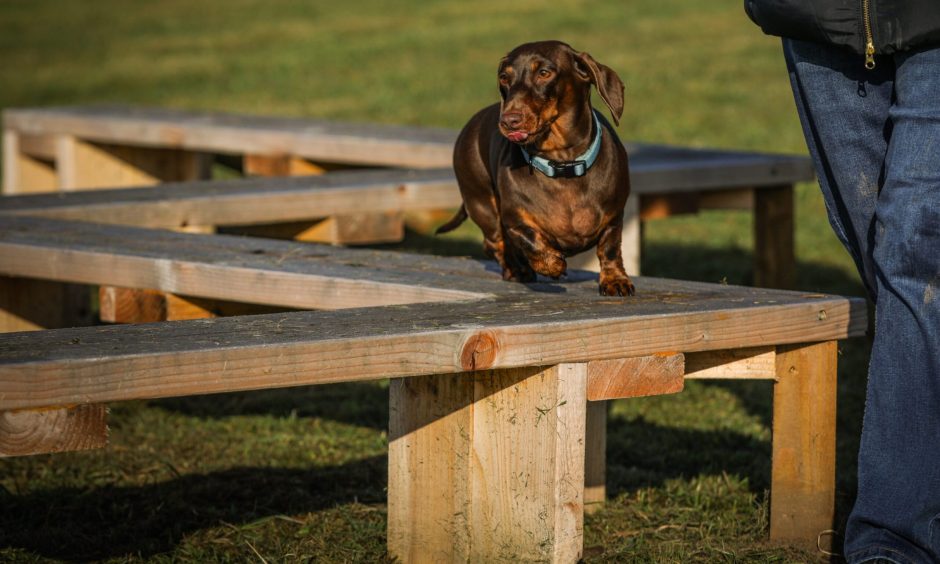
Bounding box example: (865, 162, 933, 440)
(572, 51, 624, 126)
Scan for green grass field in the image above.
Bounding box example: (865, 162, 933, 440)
(1, 1, 869, 562)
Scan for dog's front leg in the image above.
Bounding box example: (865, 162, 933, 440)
(596, 218, 636, 296)
(505, 222, 567, 279)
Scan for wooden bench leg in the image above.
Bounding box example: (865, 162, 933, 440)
(584, 401, 608, 514)
(388, 364, 587, 563)
(770, 341, 837, 548)
(754, 185, 795, 289)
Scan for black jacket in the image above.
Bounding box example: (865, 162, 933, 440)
(745, 0, 940, 58)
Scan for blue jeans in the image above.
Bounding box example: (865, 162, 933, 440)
(784, 39, 940, 564)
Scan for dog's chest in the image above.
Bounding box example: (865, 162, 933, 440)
(517, 185, 609, 249)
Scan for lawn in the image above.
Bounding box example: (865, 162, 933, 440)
(0, 1, 868, 562)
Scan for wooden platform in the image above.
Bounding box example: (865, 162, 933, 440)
(3, 105, 814, 286)
(0, 213, 866, 561)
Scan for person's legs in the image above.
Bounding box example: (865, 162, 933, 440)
(783, 39, 891, 298)
(785, 38, 940, 563)
(845, 46, 940, 564)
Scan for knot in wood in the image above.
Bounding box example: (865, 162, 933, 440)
(460, 331, 500, 371)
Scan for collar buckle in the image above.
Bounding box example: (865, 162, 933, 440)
(547, 160, 587, 178)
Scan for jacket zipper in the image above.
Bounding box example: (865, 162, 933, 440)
(862, 0, 876, 69)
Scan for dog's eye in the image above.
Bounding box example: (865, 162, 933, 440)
(537, 68, 553, 79)
(498, 73, 510, 84)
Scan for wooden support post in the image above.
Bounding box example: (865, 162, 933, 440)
(582, 353, 685, 513)
(3, 130, 57, 194)
(0, 404, 108, 457)
(754, 185, 795, 289)
(388, 364, 587, 563)
(55, 136, 211, 190)
(770, 341, 837, 548)
(584, 401, 607, 514)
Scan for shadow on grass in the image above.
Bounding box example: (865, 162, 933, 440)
(0, 456, 387, 561)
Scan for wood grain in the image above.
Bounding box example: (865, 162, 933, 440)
(0, 271, 866, 411)
(684, 346, 776, 380)
(770, 341, 837, 548)
(55, 136, 210, 191)
(754, 185, 795, 289)
(3, 130, 57, 194)
(584, 401, 608, 513)
(0, 404, 108, 457)
(0, 216, 489, 311)
(586, 353, 685, 400)
(388, 364, 586, 562)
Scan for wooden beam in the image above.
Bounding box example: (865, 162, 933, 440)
(388, 363, 586, 562)
(3, 130, 57, 194)
(640, 193, 700, 220)
(55, 135, 211, 190)
(586, 353, 685, 401)
(770, 341, 837, 548)
(0, 217, 489, 311)
(684, 346, 776, 380)
(699, 187, 754, 211)
(0, 275, 866, 412)
(5, 106, 458, 169)
(0, 404, 108, 457)
(754, 185, 795, 289)
(0, 275, 92, 332)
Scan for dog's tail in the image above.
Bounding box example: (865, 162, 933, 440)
(435, 205, 469, 234)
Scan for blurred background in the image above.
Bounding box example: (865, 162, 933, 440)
(0, 1, 868, 561)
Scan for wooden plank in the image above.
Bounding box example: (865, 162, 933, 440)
(0, 275, 867, 412)
(0, 168, 460, 230)
(243, 154, 349, 176)
(640, 193, 700, 220)
(4, 106, 814, 190)
(0, 275, 92, 332)
(15, 132, 57, 161)
(388, 363, 586, 562)
(0, 404, 108, 457)
(3, 130, 57, 194)
(700, 187, 754, 210)
(55, 135, 211, 190)
(586, 353, 685, 401)
(684, 346, 776, 380)
(5, 106, 458, 169)
(770, 341, 837, 548)
(754, 185, 796, 289)
(99, 286, 166, 323)
(294, 212, 404, 244)
(0, 217, 490, 311)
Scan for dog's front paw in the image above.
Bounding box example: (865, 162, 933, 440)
(599, 274, 636, 297)
(530, 253, 567, 279)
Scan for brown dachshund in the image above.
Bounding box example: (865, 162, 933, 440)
(437, 40, 635, 296)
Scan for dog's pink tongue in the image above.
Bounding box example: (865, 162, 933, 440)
(506, 131, 529, 143)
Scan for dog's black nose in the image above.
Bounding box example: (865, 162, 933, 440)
(500, 111, 524, 129)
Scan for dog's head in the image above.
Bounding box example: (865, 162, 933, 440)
(496, 40, 624, 145)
